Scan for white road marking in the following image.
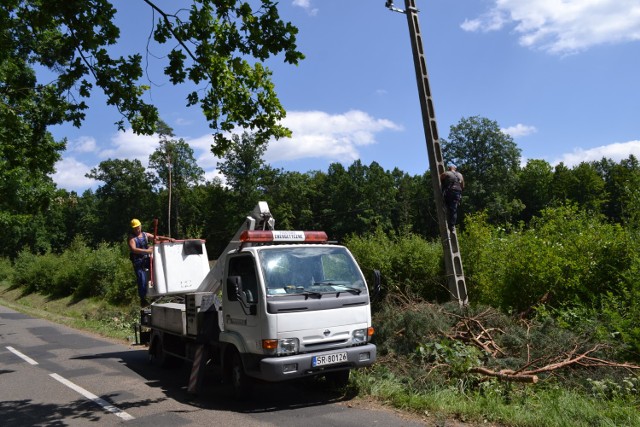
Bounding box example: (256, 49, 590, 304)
(49, 373, 135, 421)
(6, 346, 38, 365)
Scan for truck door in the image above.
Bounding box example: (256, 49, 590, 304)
(224, 254, 261, 351)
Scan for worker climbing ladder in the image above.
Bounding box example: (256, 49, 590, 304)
(386, 0, 468, 305)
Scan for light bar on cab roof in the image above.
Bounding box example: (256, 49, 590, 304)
(239, 230, 328, 243)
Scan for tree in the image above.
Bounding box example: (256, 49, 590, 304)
(86, 159, 156, 242)
(265, 171, 316, 230)
(551, 161, 607, 215)
(217, 131, 274, 215)
(2, 0, 303, 151)
(516, 159, 553, 222)
(569, 161, 607, 213)
(597, 155, 640, 225)
(550, 162, 575, 203)
(1, 0, 303, 255)
(148, 121, 204, 237)
(442, 116, 523, 224)
(0, 52, 65, 257)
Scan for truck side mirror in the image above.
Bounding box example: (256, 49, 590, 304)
(372, 270, 382, 299)
(226, 275, 257, 316)
(227, 276, 241, 301)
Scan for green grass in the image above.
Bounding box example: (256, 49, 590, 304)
(350, 366, 640, 427)
(0, 280, 140, 343)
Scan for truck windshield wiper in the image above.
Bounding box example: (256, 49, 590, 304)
(313, 282, 362, 295)
(300, 290, 323, 298)
(335, 286, 361, 295)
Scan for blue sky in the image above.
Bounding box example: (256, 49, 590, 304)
(51, 0, 640, 192)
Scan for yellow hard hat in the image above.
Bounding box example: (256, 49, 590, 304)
(130, 219, 141, 228)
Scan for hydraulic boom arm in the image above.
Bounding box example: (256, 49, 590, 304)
(196, 202, 275, 294)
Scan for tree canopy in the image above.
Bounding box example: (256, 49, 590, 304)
(442, 116, 523, 223)
(2, 0, 303, 147)
(1, 0, 303, 255)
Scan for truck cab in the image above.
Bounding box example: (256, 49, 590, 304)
(221, 232, 375, 387)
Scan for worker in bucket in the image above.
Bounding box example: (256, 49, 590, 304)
(128, 219, 174, 307)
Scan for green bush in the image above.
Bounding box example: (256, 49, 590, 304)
(49, 236, 92, 297)
(459, 211, 510, 307)
(462, 205, 633, 312)
(0, 257, 13, 283)
(102, 251, 137, 304)
(11, 239, 136, 305)
(13, 249, 60, 294)
(345, 228, 448, 301)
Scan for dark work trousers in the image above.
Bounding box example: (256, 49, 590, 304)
(132, 256, 151, 304)
(444, 190, 462, 229)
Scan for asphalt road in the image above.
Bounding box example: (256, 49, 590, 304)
(0, 304, 426, 426)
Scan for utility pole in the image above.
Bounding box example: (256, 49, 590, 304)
(386, 0, 468, 305)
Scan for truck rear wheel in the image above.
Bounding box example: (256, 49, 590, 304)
(230, 351, 253, 399)
(149, 332, 180, 368)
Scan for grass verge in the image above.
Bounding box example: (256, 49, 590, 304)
(0, 280, 140, 343)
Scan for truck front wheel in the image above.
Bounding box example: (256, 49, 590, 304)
(325, 369, 350, 388)
(230, 351, 253, 399)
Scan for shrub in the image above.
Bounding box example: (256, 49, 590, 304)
(49, 236, 92, 297)
(11, 238, 137, 305)
(345, 228, 448, 302)
(103, 252, 137, 305)
(13, 249, 59, 294)
(462, 205, 633, 313)
(0, 258, 13, 283)
(459, 211, 510, 306)
(65, 242, 136, 303)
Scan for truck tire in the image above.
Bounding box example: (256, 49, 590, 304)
(325, 369, 350, 388)
(230, 351, 253, 399)
(149, 333, 179, 368)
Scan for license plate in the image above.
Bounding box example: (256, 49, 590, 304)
(312, 352, 347, 367)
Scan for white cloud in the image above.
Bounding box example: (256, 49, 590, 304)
(52, 157, 97, 192)
(553, 140, 640, 167)
(462, 0, 640, 54)
(292, 0, 318, 16)
(265, 110, 402, 163)
(461, 9, 508, 33)
(98, 129, 158, 166)
(52, 110, 401, 191)
(501, 123, 538, 137)
(185, 134, 218, 170)
(68, 136, 97, 153)
(174, 117, 193, 126)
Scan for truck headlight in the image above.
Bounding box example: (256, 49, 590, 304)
(352, 328, 367, 344)
(278, 338, 299, 355)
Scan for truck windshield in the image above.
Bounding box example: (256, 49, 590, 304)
(258, 246, 367, 296)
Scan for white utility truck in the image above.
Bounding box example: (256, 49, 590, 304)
(140, 202, 377, 397)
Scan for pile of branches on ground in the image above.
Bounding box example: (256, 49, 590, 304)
(372, 293, 640, 391)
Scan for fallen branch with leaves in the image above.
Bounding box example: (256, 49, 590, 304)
(442, 308, 640, 384)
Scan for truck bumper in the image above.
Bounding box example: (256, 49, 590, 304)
(250, 344, 376, 382)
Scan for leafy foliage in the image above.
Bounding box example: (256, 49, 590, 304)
(86, 159, 156, 242)
(12, 237, 134, 304)
(148, 121, 205, 237)
(1, 1, 302, 258)
(1, 0, 303, 146)
(442, 116, 523, 224)
(463, 204, 632, 311)
(148, 0, 304, 153)
(345, 229, 448, 302)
